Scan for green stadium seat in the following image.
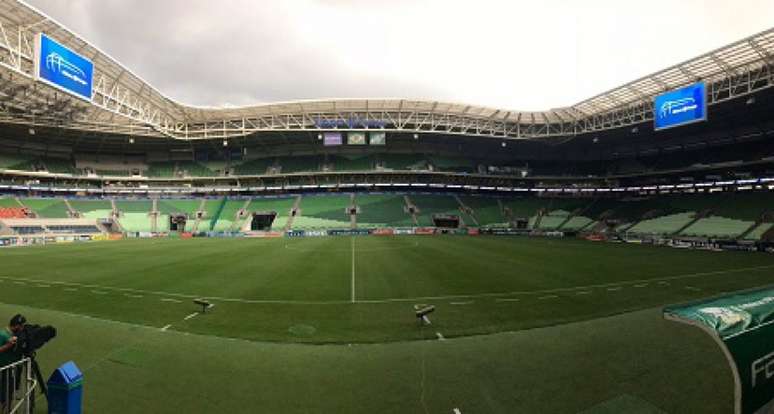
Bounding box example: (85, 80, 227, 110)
(293, 195, 351, 229)
(355, 195, 413, 227)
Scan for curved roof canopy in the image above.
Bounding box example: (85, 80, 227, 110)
(0, 0, 772, 140)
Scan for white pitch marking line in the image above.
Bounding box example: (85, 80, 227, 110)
(450, 301, 474, 305)
(607, 287, 623, 291)
(125, 294, 143, 299)
(575, 291, 592, 295)
(351, 236, 356, 304)
(495, 298, 520, 302)
(36, 284, 50, 288)
(436, 332, 445, 341)
(161, 324, 172, 331)
(0, 263, 770, 306)
(538, 295, 559, 300)
(161, 298, 182, 303)
(92, 290, 108, 295)
(183, 313, 199, 321)
(633, 284, 648, 288)
(63, 288, 77, 292)
(685, 286, 701, 291)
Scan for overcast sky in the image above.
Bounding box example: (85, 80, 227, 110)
(25, 0, 774, 111)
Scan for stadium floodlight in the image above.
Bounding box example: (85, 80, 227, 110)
(193, 298, 214, 313)
(412, 133, 419, 140)
(128, 138, 134, 144)
(414, 304, 435, 325)
(222, 140, 228, 147)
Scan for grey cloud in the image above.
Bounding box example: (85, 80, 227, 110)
(26, 0, 448, 107)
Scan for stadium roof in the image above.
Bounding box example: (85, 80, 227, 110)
(0, 0, 773, 140)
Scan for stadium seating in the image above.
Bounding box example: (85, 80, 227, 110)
(626, 212, 696, 235)
(459, 196, 508, 227)
(744, 223, 774, 240)
(19, 198, 71, 218)
(537, 209, 573, 230)
(430, 156, 475, 173)
(115, 200, 153, 232)
(0, 154, 33, 169)
(69, 199, 114, 220)
(276, 156, 320, 173)
(378, 154, 428, 170)
(559, 216, 595, 231)
(0, 197, 20, 208)
(246, 197, 296, 231)
(158, 199, 201, 231)
(0, 207, 29, 219)
(501, 198, 546, 227)
(118, 213, 153, 233)
(679, 216, 754, 239)
(410, 195, 468, 227)
(355, 195, 413, 227)
(293, 195, 351, 229)
(233, 158, 274, 175)
(43, 158, 78, 174)
(175, 161, 215, 177)
(212, 199, 246, 231)
(328, 155, 374, 171)
(146, 163, 176, 178)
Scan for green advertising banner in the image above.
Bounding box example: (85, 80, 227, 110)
(664, 287, 774, 414)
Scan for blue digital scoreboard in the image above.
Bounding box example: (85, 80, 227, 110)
(653, 82, 707, 130)
(34, 33, 94, 101)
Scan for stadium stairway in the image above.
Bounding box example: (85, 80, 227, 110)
(759, 224, 774, 241)
(63, 199, 77, 218)
(738, 220, 766, 240)
(192, 199, 207, 232)
(284, 196, 302, 232)
(350, 194, 357, 229)
(151, 199, 159, 233)
(231, 199, 252, 232)
(403, 195, 419, 226)
(454, 195, 479, 227)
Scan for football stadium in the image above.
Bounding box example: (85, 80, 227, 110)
(0, 1, 773, 413)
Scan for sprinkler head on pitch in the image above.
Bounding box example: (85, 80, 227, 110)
(194, 299, 213, 313)
(414, 304, 435, 325)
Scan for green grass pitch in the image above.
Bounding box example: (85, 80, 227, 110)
(1, 236, 772, 413)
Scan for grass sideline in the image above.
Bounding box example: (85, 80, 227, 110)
(2, 303, 733, 413)
(0, 236, 770, 412)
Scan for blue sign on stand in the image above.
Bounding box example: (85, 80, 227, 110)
(35, 33, 94, 101)
(653, 82, 707, 130)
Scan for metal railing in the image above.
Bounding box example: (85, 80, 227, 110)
(0, 358, 38, 414)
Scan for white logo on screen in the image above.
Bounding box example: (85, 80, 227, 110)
(45, 53, 87, 86)
(660, 97, 698, 118)
(698, 307, 747, 326)
(752, 351, 774, 388)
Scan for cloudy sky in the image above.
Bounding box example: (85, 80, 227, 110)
(25, 0, 774, 111)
